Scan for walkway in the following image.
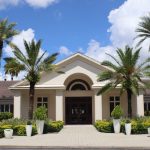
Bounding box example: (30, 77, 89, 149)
(0, 125, 150, 149)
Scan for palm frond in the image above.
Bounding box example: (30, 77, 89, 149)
(97, 71, 113, 82)
(97, 83, 112, 95)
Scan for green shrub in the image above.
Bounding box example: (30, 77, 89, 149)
(0, 125, 13, 129)
(95, 120, 113, 133)
(0, 128, 4, 138)
(33, 106, 48, 120)
(27, 120, 32, 125)
(48, 121, 64, 132)
(0, 112, 13, 121)
(144, 111, 150, 116)
(111, 105, 123, 119)
(131, 117, 150, 134)
(0, 118, 26, 127)
(95, 117, 150, 134)
(13, 125, 37, 136)
(43, 121, 50, 134)
(13, 125, 26, 136)
(0, 118, 63, 137)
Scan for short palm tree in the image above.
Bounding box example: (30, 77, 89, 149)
(0, 18, 19, 61)
(4, 57, 25, 80)
(97, 45, 150, 118)
(135, 13, 150, 49)
(10, 39, 59, 119)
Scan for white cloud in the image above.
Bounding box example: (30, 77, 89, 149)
(85, 40, 115, 62)
(0, 0, 58, 10)
(25, 0, 58, 8)
(5, 28, 35, 57)
(0, 0, 20, 10)
(108, 0, 150, 49)
(59, 46, 73, 56)
(85, 0, 150, 62)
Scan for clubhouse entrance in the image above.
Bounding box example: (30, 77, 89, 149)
(65, 97, 92, 124)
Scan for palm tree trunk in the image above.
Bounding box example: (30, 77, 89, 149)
(28, 82, 35, 119)
(0, 40, 3, 68)
(127, 89, 132, 118)
(0, 40, 3, 61)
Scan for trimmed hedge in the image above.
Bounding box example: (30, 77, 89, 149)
(95, 120, 113, 133)
(0, 119, 64, 138)
(44, 121, 64, 133)
(0, 112, 13, 121)
(0, 128, 4, 138)
(95, 117, 150, 134)
(49, 121, 64, 132)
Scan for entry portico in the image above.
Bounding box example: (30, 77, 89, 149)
(10, 53, 145, 124)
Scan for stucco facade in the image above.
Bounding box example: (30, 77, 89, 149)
(10, 53, 146, 124)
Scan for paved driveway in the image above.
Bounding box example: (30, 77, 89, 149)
(0, 125, 150, 149)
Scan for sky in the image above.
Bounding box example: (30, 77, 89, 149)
(0, 0, 150, 80)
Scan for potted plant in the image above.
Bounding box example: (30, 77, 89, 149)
(26, 120, 32, 137)
(111, 105, 123, 134)
(33, 106, 48, 134)
(125, 119, 131, 135)
(148, 127, 150, 134)
(4, 129, 13, 139)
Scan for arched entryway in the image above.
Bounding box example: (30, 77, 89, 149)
(64, 74, 93, 124)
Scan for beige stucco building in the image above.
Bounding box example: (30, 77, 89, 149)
(10, 53, 149, 124)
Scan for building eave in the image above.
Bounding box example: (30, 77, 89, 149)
(9, 85, 66, 90)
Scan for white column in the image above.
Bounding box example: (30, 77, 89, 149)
(94, 89, 102, 121)
(55, 90, 63, 121)
(14, 91, 21, 118)
(136, 91, 144, 117)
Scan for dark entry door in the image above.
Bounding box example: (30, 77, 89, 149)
(65, 97, 92, 124)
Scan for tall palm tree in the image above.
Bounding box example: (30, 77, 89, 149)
(0, 18, 19, 61)
(4, 57, 25, 80)
(97, 45, 150, 118)
(10, 39, 59, 119)
(135, 13, 150, 50)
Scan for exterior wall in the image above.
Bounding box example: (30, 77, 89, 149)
(21, 90, 29, 119)
(34, 90, 56, 120)
(19, 88, 144, 121)
(102, 89, 128, 119)
(20, 89, 56, 120)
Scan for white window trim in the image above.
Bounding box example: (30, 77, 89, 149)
(37, 97, 48, 108)
(69, 81, 88, 91)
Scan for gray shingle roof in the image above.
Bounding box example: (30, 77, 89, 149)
(0, 81, 20, 99)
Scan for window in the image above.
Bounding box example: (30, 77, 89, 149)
(67, 79, 90, 91)
(37, 97, 48, 108)
(144, 96, 150, 112)
(70, 82, 87, 90)
(0, 104, 13, 113)
(109, 96, 120, 115)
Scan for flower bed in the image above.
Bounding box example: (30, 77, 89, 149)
(95, 117, 150, 134)
(0, 118, 64, 138)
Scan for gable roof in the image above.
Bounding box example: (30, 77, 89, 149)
(56, 52, 109, 70)
(0, 81, 20, 99)
(9, 53, 110, 89)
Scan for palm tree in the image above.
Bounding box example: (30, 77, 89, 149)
(4, 57, 25, 80)
(97, 45, 150, 118)
(135, 13, 150, 50)
(10, 39, 59, 119)
(0, 18, 19, 61)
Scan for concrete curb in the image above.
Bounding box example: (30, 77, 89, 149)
(0, 146, 150, 150)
